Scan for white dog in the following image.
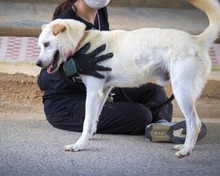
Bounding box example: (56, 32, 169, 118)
(37, 0, 220, 158)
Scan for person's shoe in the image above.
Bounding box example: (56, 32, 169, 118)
(145, 120, 207, 144)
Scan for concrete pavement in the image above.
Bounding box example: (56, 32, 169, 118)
(0, 112, 220, 176)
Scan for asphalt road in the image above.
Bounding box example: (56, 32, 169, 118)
(0, 113, 220, 176)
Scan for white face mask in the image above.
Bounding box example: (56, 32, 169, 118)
(84, 0, 111, 10)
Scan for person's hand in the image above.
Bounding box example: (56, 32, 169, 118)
(63, 43, 113, 78)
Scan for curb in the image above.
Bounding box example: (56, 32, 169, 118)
(110, 0, 194, 8)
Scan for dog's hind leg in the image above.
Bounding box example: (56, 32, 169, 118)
(172, 91, 201, 158)
(170, 59, 207, 158)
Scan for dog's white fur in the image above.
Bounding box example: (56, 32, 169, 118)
(37, 0, 220, 158)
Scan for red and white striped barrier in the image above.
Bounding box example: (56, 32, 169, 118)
(0, 36, 39, 61)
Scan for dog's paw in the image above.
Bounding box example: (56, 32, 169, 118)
(174, 144, 184, 151)
(63, 144, 83, 152)
(175, 146, 192, 158)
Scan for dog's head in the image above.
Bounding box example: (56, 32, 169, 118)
(36, 19, 86, 74)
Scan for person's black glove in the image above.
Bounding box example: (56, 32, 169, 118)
(63, 43, 113, 79)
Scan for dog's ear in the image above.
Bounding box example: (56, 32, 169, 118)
(52, 23, 67, 36)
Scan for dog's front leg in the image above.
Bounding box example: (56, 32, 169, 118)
(63, 78, 107, 152)
(63, 90, 100, 151)
(90, 86, 112, 137)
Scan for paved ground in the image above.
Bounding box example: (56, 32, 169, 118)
(0, 112, 220, 176)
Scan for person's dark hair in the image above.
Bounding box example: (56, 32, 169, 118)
(52, 0, 76, 20)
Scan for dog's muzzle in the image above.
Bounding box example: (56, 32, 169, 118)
(36, 60, 43, 67)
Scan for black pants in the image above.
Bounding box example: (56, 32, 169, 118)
(46, 83, 173, 135)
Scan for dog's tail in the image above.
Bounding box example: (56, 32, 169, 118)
(187, 0, 220, 47)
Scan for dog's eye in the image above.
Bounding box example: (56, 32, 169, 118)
(44, 42, 50, 48)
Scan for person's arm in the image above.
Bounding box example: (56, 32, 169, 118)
(63, 43, 113, 79)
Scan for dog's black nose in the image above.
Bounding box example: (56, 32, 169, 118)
(36, 60, 42, 67)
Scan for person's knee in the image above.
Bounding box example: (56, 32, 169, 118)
(46, 114, 62, 129)
(45, 113, 76, 131)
